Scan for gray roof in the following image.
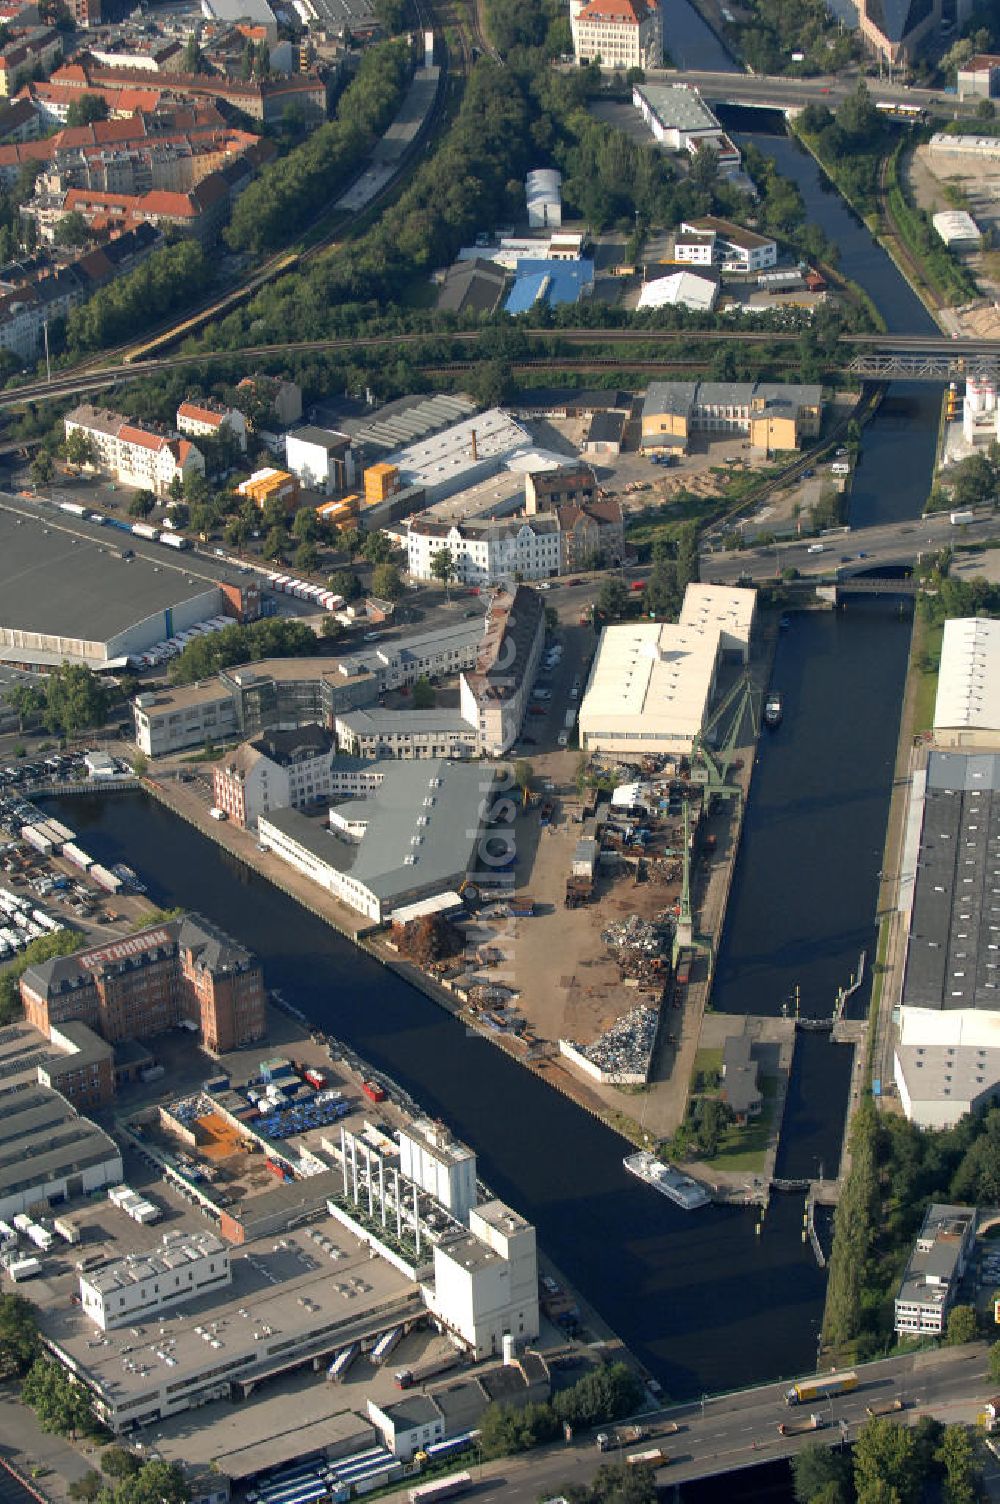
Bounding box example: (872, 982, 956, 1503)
(903, 751, 1000, 1012)
(0, 503, 217, 649)
(340, 395, 477, 459)
(22, 913, 255, 1002)
(896, 1203, 974, 1309)
(381, 1394, 442, 1428)
(437, 259, 508, 316)
(643, 382, 698, 419)
(44, 1021, 114, 1074)
(0, 1083, 119, 1199)
(337, 708, 474, 736)
(250, 723, 333, 766)
(287, 425, 351, 453)
(587, 412, 626, 443)
(721, 1032, 761, 1115)
(263, 759, 491, 902)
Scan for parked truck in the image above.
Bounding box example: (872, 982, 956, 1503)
(8, 1256, 41, 1281)
(866, 1398, 904, 1417)
(53, 1217, 80, 1245)
(626, 1448, 667, 1467)
(950, 511, 975, 526)
(597, 1426, 647, 1452)
(777, 1414, 824, 1436)
(786, 1371, 858, 1406)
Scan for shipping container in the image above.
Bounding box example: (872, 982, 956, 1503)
(131, 523, 160, 541)
(361, 1080, 386, 1103)
(408, 1473, 471, 1504)
(9, 1257, 41, 1281)
(53, 1217, 81, 1245)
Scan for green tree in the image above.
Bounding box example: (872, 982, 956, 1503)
(643, 558, 681, 619)
(513, 759, 533, 796)
(264, 526, 287, 562)
(0, 929, 80, 1024)
(329, 569, 362, 601)
(990, 1341, 1000, 1384)
(43, 663, 109, 737)
(65, 429, 95, 467)
(951, 452, 996, 511)
(64, 92, 108, 126)
(411, 675, 435, 709)
(114, 1461, 190, 1504)
(361, 530, 396, 565)
(53, 211, 91, 247)
(597, 577, 630, 621)
(182, 32, 203, 71)
(0, 1292, 39, 1376)
(292, 506, 319, 544)
(4, 681, 45, 731)
(128, 490, 156, 519)
(430, 548, 456, 596)
(30, 450, 54, 486)
(69, 1473, 102, 1502)
(552, 1361, 643, 1430)
(371, 562, 402, 600)
(945, 1304, 978, 1345)
(975, 98, 995, 121)
(294, 541, 319, 573)
(792, 1444, 853, 1504)
(22, 1356, 96, 1437)
(936, 1424, 979, 1504)
(853, 1416, 920, 1504)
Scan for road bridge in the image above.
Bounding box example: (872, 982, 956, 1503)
(639, 67, 963, 118)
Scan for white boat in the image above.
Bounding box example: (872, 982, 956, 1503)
(623, 1151, 711, 1210)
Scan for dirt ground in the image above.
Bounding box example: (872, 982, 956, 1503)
(907, 143, 1000, 336)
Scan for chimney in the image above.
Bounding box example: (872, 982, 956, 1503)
(470, 429, 478, 462)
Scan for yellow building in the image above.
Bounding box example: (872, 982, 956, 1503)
(236, 467, 300, 511)
(641, 380, 823, 455)
(364, 463, 400, 507)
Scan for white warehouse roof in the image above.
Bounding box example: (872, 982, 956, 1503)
(387, 408, 532, 491)
(932, 209, 980, 246)
(933, 617, 1000, 738)
(638, 271, 717, 313)
(680, 581, 755, 653)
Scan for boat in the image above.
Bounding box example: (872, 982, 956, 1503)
(623, 1151, 711, 1210)
(779, 615, 791, 631)
(764, 692, 783, 728)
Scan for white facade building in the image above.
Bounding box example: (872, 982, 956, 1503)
(176, 400, 248, 453)
(65, 405, 205, 497)
(637, 271, 717, 314)
(428, 1200, 540, 1360)
(284, 426, 355, 496)
(570, 0, 661, 68)
(406, 515, 561, 586)
(399, 1119, 477, 1226)
(212, 724, 338, 828)
(677, 217, 777, 273)
(962, 374, 1000, 450)
(79, 1231, 231, 1331)
(933, 618, 1000, 748)
(894, 1204, 976, 1337)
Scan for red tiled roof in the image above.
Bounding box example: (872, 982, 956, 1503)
(576, 0, 651, 20)
(118, 423, 165, 450)
(178, 401, 223, 426)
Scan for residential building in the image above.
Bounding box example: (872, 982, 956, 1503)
(677, 217, 777, 273)
(858, 0, 941, 66)
(176, 398, 248, 452)
(212, 723, 338, 828)
(258, 758, 493, 924)
(524, 462, 597, 514)
(460, 585, 545, 757)
(80, 1231, 231, 1331)
(894, 1204, 976, 1337)
(334, 707, 478, 761)
(0, 29, 62, 98)
(579, 582, 756, 757)
(236, 373, 302, 426)
(20, 914, 266, 1056)
(285, 425, 355, 495)
(236, 467, 300, 511)
(47, 59, 326, 126)
(569, 0, 661, 69)
(640, 380, 822, 454)
(406, 514, 561, 586)
(64, 404, 205, 496)
(0, 1082, 122, 1220)
(37, 1021, 115, 1110)
(555, 497, 624, 571)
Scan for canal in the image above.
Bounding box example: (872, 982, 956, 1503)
(41, 58, 944, 1402)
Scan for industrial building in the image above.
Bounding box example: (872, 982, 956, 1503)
(632, 85, 739, 172)
(933, 618, 1000, 747)
(675, 216, 777, 273)
(894, 750, 1000, 1128)
(932, 210, 981, 251)
(258, 758, 493, 923)
(637, 269, 718, 313)
(579, 582, 756, 757)
(962, 373, 1000, 449)
(0, 506, 225, 669)
(334, 707, 479, 762)
(526, 168, 561, 229)
(212, 724, 338, 828)
(385, 409, 533, 505)
(284, 426, 356, 496)
(957, 54, 1000, 99)
(894, 1204, 976, 1337)
(459, 585, 546, 757)
(80, 1230, 231, 1330)
(20, 914, 266, 1057)
(641, 380, 822, 454)
(0, 1080, 122, 1220)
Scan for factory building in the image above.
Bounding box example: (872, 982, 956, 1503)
(258, 758, 493, 923)
(80, 1231, 231, 1331)
(428, 1202, 539, 1360)
(0, 1082, 122, 1220)
(962, 373, 1000, 449)
(0, 506, 224, 670)
(894, 1204, 976, 1337)
(459, 586, 545, 757)
(20, 914, 266, 1056)
(632, 86, 739, 172)
(525, 168, 561, 229)
(641, 381, 821, 455)
(284, 426, 356, 496)
(399, 1118, 477, 1226)
(933, 618, 1000, 748)
(894, 750, 1000, 1128)
(579, 582, 756, 757)
(385, 409, 533, 506)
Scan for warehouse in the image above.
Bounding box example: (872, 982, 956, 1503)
(933, 617, 1000, 748)
(0, 507, 222, 668)
(0, 1081, 122, 1220)
(932, 210, 981, 250)
(386, 410, 533, 506)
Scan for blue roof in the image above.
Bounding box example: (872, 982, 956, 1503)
(505, 258, 594, 315)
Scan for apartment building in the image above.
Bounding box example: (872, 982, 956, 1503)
(64, 404, 205, 496)
(406, 514, 561, 586)
(0, 29, 62, 97)
(177, 398, 248, 451)
(20, 914, 266, 1056)
(556, 496, 624, 571)
(677, 216, 777, 273)
(459, 586, 545, 757)
(894, 1204, 976, 1337)
(569, 0, 661, 69)
(48, 59, 326, 125)
(212, 724, 338, 828)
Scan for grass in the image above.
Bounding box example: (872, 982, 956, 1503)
(911, 616, 943, 734)
(691, 1047, 723, 1093)
(703, 1076, 780, 1173)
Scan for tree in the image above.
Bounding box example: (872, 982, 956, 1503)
(101, 1448, 142, 1481)
(128, 490, 156, 519)
(69, 1473, 102, 1502)
(294, 541, 319, 573)
(329, 569, 362, 601)
(114, 1461, 190, 1504)
(43, 663, 109, 737)
(168, 502, 189, 530)
(65, 429, 95, 468)
(597, 577, 630, 621)
(472, 358, 513, 408)
(975, 97, 996, 121)
(936, 1425, 979, 1504)
(264, 526, 287, 562)
(643, 558, 681, 619)
(990, 1341, 1000, 1384)
(4, 682, 45, 731)
(853, 1417, 920, 1504)
(361, 530, 396, 565)
(341, 528, 364, 559)
(945, 1304, 978, 1345)
(371, 562, 402, 600)
(951, 452, 996, 511)
(65, 92, 107, 126)
(182, 32, 203, 71)
(430, 548, 457, 596)
(411, 675, 435, 709)
(22, 1356, 96, 1437)
(689, 141, 719, 193)
(792, 1444, 853, 1504)
(292, 506, 319, 544)
(513, 759, 533, 796)
(30, 450, 53, 487)
(0, 1293, 39, 1376)
(53, 211, 91, 248)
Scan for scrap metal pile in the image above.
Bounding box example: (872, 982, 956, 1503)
(581, 1003, 659, 1078)
(601, 912, 673, 982)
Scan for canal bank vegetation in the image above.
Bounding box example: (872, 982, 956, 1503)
(476, 1360, 644, 1457)
(793, 1413, 981, 1504)
(721, 0, 858, 77)
(883, 143, 979, 308)
(824, 1102, 1000, 1359)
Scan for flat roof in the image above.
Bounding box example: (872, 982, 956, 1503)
(902, 750, 1000, 1012)
(896, 1203, 974, 1308)
(634, 82, 721, 133)
(896, 1041, 1000, 1111)
(679, 582, 756, 644)
(579, 620, 719, 741)
(934, 618, 1000, 734)
(0, 504, 219, 648)
(388, 410, 532, 489)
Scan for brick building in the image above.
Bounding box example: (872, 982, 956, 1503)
(20, 915, 266, 1057)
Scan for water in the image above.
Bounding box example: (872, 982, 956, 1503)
(661, 0, 737, 71)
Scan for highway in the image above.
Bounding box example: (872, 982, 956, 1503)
(382, 1345, 997, 1501)
(700, 511, 998, 586)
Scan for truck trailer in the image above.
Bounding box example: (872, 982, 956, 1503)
(786, 1371, 858, 1406)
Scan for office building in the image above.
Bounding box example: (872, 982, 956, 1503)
(894, 1204, 976, 1336)
(334, 707, 478, 762)
(212, 724, 337, 828)
(20, 915, 266, 1056)
(459, 585, 545, 756)
(569, 0, 661, 69)
(641, 380, 822, 454)
(80, 1231, 231, 1331)
(64, 404, 205, 497)
(676, 216, 776, 273)
(37, 1021, 115, 1110)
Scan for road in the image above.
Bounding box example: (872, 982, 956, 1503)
(642, 66, 979, 119)
(700, 511, 998, 586)
(380, 1345, 995, 1502)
